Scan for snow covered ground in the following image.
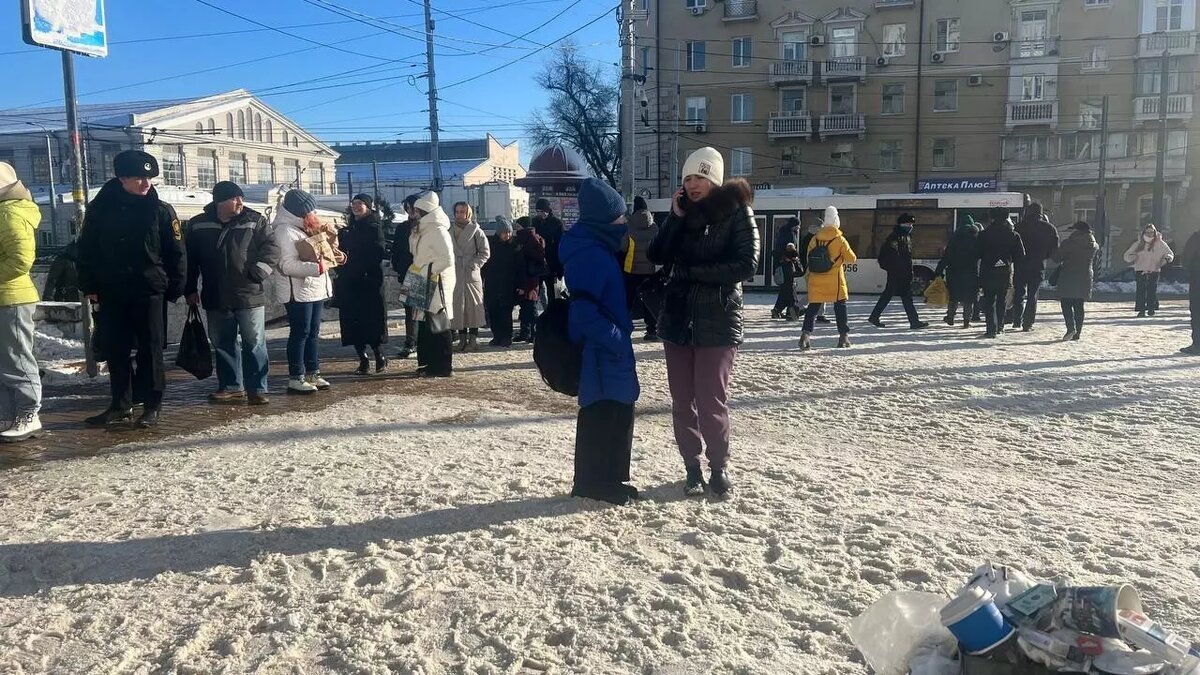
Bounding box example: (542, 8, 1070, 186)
(32, 326, 104, 386)
(2, 295, 1198, 674)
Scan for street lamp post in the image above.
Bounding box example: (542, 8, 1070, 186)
(25, 122, 59, 243)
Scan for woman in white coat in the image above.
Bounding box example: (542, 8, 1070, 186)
(273, 189, 335, 394)
(1123, 222, 1175, 317)
(450, 202, 491, 352)
(410, 192, 457, 377)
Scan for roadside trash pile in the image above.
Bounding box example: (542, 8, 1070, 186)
(848, 563, 1199, 675)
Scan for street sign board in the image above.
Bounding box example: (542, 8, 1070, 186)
(21, 0, 108, 58)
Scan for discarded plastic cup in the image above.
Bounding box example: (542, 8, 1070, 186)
(941, 586, 1015, 655)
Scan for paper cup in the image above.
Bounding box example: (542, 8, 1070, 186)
(1057, 585, 1143, 638)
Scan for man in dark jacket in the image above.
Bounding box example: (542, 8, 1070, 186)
(868, 214, 929, 329)
(771, 217, 801, 319)
(513, 217, 548, 342)
(1182, 231, 1200, 355)
(482, 219, 523, 347)
(1010, 201, 1060, 331)
(185, 181, 278, 405)
(391, 194, 420, 358)
(977, 208, 1026, 338)
(78, 150, 186, 428)
(621, 196, 661, 339)
(532, 198, 564, 298)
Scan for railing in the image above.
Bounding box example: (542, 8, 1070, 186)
(1135, 94, 1194, 121)
(874, 0, 915, 7)
(1140, 31, 1197, 56)
(818, 113, 867, 138)
(821, 56, 867, 81)
(1015, 35, 1059, 58)
(767, 111, 813, 139)
(769, 60, 813, 86)
(1006, 100, 1058, 127)
(723, 0, 757, 21)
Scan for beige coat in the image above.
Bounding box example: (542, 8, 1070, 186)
(450, 220, 490, 330)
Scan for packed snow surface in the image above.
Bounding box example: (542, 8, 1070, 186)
(1, 297, 1198, 673)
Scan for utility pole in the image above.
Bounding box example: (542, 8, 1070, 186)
(1152, 47, 1170, 232)
(423, 0, 443, 194)
(25, 122, 59, 243)
(372, 159, 381, 201)
(62, 52, 97, 378)
(619, 0, 638, 200)
(912, 0, 926, 192)
(1097, 95, 1110, 267)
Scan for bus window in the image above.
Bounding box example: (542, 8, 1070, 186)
(875, 209, 953, 260)
(838, 210, 873, 258)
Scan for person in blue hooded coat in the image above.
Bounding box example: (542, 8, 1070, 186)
(560, 178, 641, 506)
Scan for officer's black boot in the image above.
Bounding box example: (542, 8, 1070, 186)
(85, 407, 134, 427)
(136, 408, 160, 429)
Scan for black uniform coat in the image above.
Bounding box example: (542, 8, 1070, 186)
(877, 227, 916, 292)
(337, 212, 389, 346)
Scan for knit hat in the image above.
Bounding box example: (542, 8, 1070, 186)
(114, 150, 159, 178)
(535, 198, 552, 213)
(682, 147, 724, 187)
(0, 161, 17, 192)
(414, 190, 440, 214)
(282, 189, 318, 218)
(633, 195, 648, 212)
(212, 181, 243, 203)
(0, 161, 31, 202)
(352, 193, 375, 209)
(898, 213, 916, 225)
(822, 206, 841, 228)
(496, 218, 514, 234)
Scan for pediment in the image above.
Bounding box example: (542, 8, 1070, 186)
(770, 10, 816, 29)
(820, 7, 868, 24)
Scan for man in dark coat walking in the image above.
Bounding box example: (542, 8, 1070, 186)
(868, 213, 929, 329)
(1181, 231, 1200, 355)
(392, 195, 420, 359)
(78, 150, 186, 428)
(532, 198, 564, 298)
(1010, 201, 1060, 331)
(771, 217, 801, 319)
(977, 208, 1026, 338)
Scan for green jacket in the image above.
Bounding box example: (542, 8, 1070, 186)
(0, 197, 41, 307)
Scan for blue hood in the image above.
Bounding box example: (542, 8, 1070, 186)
(565, 178, 627, 255)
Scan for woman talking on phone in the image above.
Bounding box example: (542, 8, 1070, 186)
(648, 147, 760, 497)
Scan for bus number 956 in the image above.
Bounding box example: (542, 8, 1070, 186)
(844, 264, 858, 273)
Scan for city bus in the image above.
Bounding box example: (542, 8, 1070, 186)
(647, 191, 1026, 294)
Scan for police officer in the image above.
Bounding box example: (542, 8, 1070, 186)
(78, 150, 186, 428)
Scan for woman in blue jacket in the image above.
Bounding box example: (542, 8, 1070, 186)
(561, 178, 641, 506)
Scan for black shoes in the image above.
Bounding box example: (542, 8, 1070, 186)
(1181, 344, 1199, 355)
(85, 407, 133, 427)
(710, 468, 732, 496)
(571, 483, 634, 506)
(770, 309, 782, 320)
(1137, 311, 1146, 318)
(643, 331, 660, 342)
(685, 466, 707, 496)
(868, 318, 886, 328)
(943, 316, 955, 326)
(136, 408, 160, 429)
(396, 346, 413, 359)
(355, 356, 370, 375)
(375, 356, 388, 373)
(910, 321, 930, 329)
(815, 315, 831, 324)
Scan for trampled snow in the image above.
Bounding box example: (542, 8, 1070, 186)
(1, 296, 1198, 673)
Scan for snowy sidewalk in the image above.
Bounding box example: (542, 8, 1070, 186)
(1, 296, 1198, 673)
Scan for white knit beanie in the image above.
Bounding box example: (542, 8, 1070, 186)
(0, 162, 17, 192)
(414, 190, 440, 214)
(823, 206, 841, 228)
(682, 147, 724, 187)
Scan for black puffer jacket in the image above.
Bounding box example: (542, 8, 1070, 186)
(978, 218, 1026, 293)
(1014, 204, 1060, 274)
(648, 185, 761, 347)
(877, 227, 915, 284)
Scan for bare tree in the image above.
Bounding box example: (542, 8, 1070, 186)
(528, 43, 620, 187)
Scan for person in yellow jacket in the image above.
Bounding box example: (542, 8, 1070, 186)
(799, 206, 858, 350)
(0, 162, 44, 442)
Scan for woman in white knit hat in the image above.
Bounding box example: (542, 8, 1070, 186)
(799, 206, 858, 350)
(647, 147, 760, 497)
(408, 191, 457, 377)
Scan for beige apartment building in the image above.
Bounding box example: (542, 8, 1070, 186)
(629, 0, 1200, 257)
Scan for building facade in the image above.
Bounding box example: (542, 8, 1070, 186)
(332, 135, 526, 194)
(629, 0, 1199, 261)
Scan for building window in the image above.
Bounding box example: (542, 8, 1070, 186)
(830, 84, 856, 115)
(308, 163, 325, 195)
(685, 0, 704, 9)
(29, 147, 50, 184)
(1083, 46, 1109, 72)
(1139, 195, 1172, 229)
(228, 153, 246, 184)
(830, 146, 854, 175)
(641, 46, 651, 76)
(1137, 57, 1190, 95)
(283, 159, 300, 183)
(237, 110, 246, 139)
(881, 83, 905, 114)
(686, 41, 706, 71)
(226, 113, 234, 137)
(932, 138, 956, 169)
(781, 31, 807, 61)
(1167, 129, 1188, 158)
(1062, 132, 1098, 160)
(1018, 10, 1050, 58)
(882, 24, 907, 57)
(936, 18, 960, 53)
(830, 26, 857, 58)
(880, 140, 902, 172)
(732, 37, 751, 68)
(282, 129, 289, 146)
(265, 120, 274, 144)
(197, 151, 217, 189)
(781, 88, 806, 112)
(292, 137, 299, 148)
(207, 119, 216, 135)
(257, 156, 274, 184)
(731, 93, 753, 123)
(1073, 197, 1096, 225)
(98, 142, 120, 182)
(1084, 0, 1110, 6)
(254, 113, 263, 142)
(685, 96, 707, 124)
(641, 153, 652, 179)
(1022, 74, 1045, 101)
(933, 80, 958, 111)
(1080, 100, 1103, 129)
(1158, 0, 1184, 31)
(195, 122, 204, 134)
(162, 147, 185, 186)
(730, 148, 752, 177)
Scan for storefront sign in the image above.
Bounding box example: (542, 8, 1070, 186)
(917, 177, 998, 193)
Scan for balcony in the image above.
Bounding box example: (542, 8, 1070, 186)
(1135, 94, 1194, 123)
(769, 60, 814, 87)
(1002, 154, 1186, 184)
(723, 0, 757, 21)
(1139, 31, 1198, 58)
(818, 113, 867, 139)
(1013, 36, 1060, 59)
(767, 111, 814, 139)
(821, 56, 867, 82)
(1006, 100, 1059, 129)
(874, 0, 915, 7)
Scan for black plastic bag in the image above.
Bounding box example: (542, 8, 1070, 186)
(175, 305, 213, 380)
(89, 309, 107, 362)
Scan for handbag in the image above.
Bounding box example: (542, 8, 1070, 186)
(401, 264, 436, 311)
(638, 268, 670, 323)
(175, 305, 213, 380)
(428, 276, 450, 334)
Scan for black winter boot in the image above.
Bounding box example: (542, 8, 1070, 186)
(709, 468, 732, 495)
(84, 407, 133, 427)
(684, 466, 707, 496)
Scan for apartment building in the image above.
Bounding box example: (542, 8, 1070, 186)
(629, 0, 1200, 254)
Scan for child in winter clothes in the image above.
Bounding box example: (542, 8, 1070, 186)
(1123, 223, 1175, 317)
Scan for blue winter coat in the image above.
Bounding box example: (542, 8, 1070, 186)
(561, 225, 640, 408)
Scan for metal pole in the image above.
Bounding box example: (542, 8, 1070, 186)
(1097, 95, 1109, 268)
(619, 0, 637, 199)
(346, 173, 353, 205)
(423, 0, 443, 193)
(372, 159, 381, 201)
(912, 0, 926, 192)
(63, 52, 97, 378)
(44, 133, 59, 242)
(1152, 48, 1170, 231)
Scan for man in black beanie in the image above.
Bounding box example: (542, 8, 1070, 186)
(78, 150, 187, 428)
(868, 213, 929, 329)
(532, 197, 564, 298)
(184, 180, 279, 405)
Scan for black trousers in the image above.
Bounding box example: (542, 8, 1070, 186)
(487, 301, 514, 345)
(402, 305, 419, 349)
(1010, 270, 1042, 328)
(804, 300, 849, 333)
(1061, 299, 1086, 334)
(870, 274, 920, 326)
(1135, 272, 1161, 312)
(101, 295, 166, 410)
(574, 400, 634, 487)
(946, 300, 976, 324)
(416, 317, 453, 376)
(1190, 285, 1200, 345)
(625, 273, 658, 332)
(773, 281, 791, 313)
(980, 290, 1008, 335)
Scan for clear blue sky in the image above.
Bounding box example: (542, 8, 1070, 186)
(1, 0, 618, 158)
